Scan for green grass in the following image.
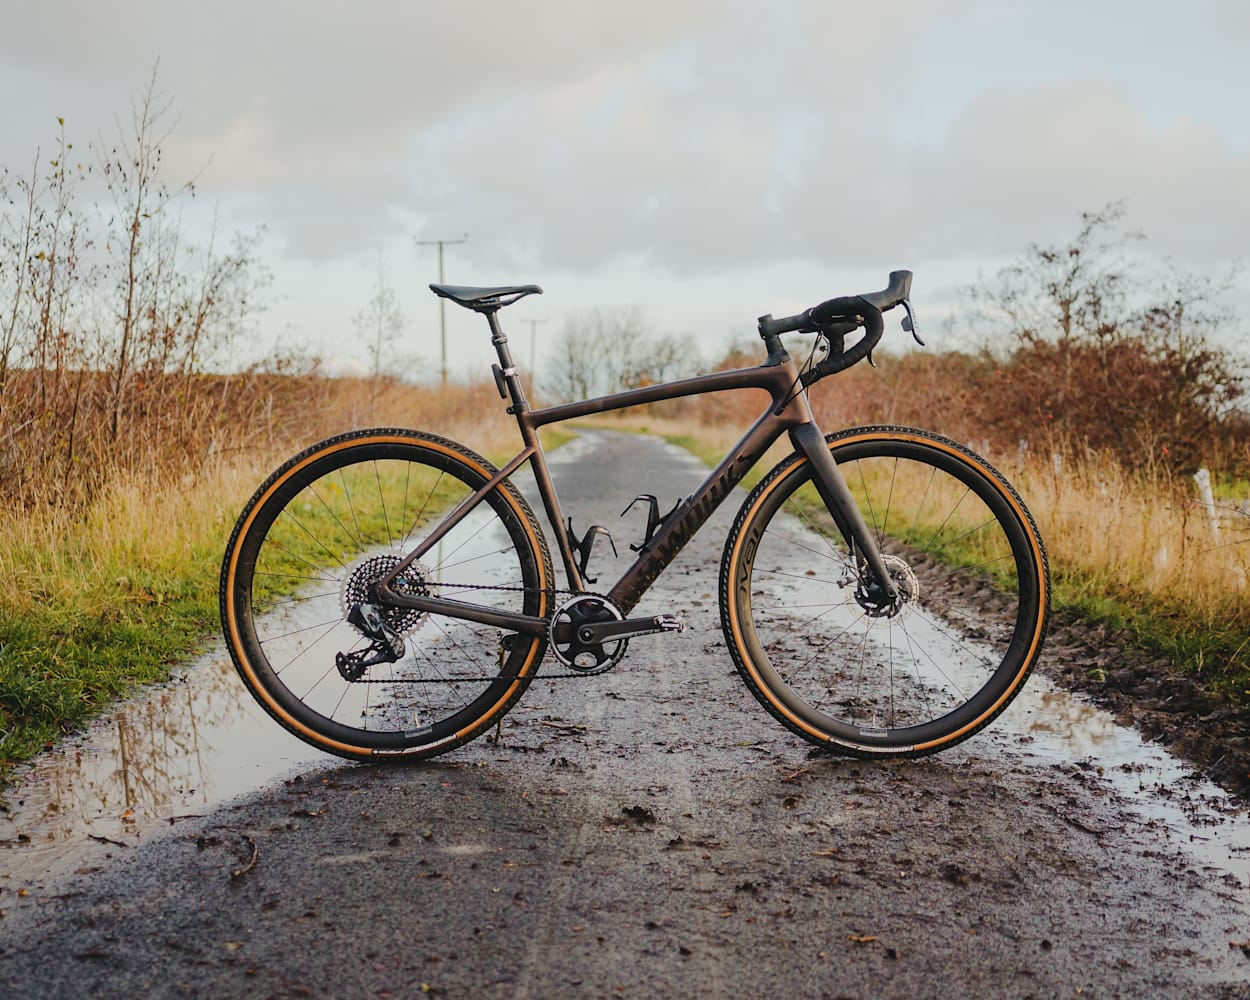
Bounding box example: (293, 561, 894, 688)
(0, 546, 223, 777)
(1050, 569, 1250, 699)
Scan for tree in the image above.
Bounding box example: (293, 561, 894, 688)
(543, 306, 702, 402)
(353, 252, 406, 381)
(963, 204, 1245, 471)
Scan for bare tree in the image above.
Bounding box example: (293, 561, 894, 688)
(353, 252, 406, 381)
(543, 306, 701, 402)
(96, 68, 192, 440)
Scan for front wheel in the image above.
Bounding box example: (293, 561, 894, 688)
(220, 428, 553, 761)
(720, 426, 1048, 758)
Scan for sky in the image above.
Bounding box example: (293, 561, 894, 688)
(1, 0, 1247, 379)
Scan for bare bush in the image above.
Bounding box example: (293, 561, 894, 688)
(959, 204, 1246, 473)
(0, 75, 270, 508)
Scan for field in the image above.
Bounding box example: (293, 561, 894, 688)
(0, 377, 519, 776)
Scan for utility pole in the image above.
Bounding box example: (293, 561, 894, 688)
(520, 317, 547, 376)
(415, 233, 468, 386)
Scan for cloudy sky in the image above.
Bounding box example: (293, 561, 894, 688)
(2, 0, 1247, 376)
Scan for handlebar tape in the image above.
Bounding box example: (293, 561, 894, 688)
(799, 300, 884, 387)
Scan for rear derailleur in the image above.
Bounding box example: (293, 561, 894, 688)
(335, 603, 405, 681)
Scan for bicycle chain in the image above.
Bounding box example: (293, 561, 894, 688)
(347, 580, 610, 683)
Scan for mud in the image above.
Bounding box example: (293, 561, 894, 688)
(1041, 616, 1250, 801)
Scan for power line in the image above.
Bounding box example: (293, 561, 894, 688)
(520, 317, 547, 377)
(414, 233, 468, 385)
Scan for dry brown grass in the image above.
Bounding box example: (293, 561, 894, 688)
(1, 375, 520, 611)
(1007, 450, 1250, 616)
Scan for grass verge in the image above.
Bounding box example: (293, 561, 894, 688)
(0, 463, 252, 779)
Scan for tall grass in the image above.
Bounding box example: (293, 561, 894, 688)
(1008, 448, 1250, 691)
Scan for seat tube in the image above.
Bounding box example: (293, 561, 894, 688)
(485, 310, 585, 591)
(789, 421, 899, 601)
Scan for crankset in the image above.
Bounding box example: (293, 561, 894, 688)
(549, 594, 685, 675)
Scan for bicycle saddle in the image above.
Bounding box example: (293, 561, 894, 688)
(430, 283, 542, 312)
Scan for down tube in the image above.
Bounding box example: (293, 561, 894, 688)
(607, 412, 789, 615)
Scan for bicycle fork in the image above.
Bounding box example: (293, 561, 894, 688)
(788, 421, 901, 608)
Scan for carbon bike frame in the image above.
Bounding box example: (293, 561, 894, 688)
(377, 309, 897, 633)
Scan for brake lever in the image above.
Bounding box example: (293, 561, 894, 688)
(901, 299, 924, 346)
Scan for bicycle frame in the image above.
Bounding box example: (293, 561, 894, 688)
(378, 309, 897, 633)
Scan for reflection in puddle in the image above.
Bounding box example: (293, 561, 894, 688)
(1002, 673, 1250, 883)
(1, 650, 323, 883)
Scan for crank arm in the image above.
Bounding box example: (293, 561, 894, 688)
(579, 615, 685, 645)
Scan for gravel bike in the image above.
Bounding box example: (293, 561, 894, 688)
(220, 272, 1049, 762)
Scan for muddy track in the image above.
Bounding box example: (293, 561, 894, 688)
(2, 429, 1249, 998)
(1040, 615, 1250, 801)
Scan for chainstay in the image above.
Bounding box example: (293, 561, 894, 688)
(351, 581, 607, 682)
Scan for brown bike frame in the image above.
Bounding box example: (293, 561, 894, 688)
(378, 309, 896, 633)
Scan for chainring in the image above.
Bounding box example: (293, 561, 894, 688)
(549, 594, 627, 674)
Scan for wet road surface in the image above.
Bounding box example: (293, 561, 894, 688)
(2, 430, 1249, 997)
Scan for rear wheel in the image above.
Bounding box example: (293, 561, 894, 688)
(720, 426, 1048, 757)
(220, 428, 552, 761)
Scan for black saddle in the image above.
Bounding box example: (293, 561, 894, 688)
(430, 283, 542, 313)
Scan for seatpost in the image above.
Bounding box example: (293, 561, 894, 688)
(485, 311, 531, 414)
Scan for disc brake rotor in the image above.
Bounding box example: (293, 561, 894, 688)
(854, 553, 920, 620)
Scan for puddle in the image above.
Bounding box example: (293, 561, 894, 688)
(1001, 675, 1250, 884)
(2, 430, 1247, 889)
(751, 502, 1250, 887)
(0, 649, 324, 883)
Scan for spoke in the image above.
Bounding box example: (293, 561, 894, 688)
(260, 615, 349, 645)
(275, 506, 352, 573)
(401, 469, 447, 549)
(761, 523, 850, 569)
(341, 467, 364, 548)
(269, 619, 355, 681)
(783, 496, 847, 563)
(879, 457, 899, 548)
(306, 480, 363, 552)
(750, 565, 848, 589)
(898, 617, 936, 725)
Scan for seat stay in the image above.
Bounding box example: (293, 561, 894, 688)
(381, 445, 537, 581)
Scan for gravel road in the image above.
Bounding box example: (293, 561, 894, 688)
(2, 429, 1249, 998)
